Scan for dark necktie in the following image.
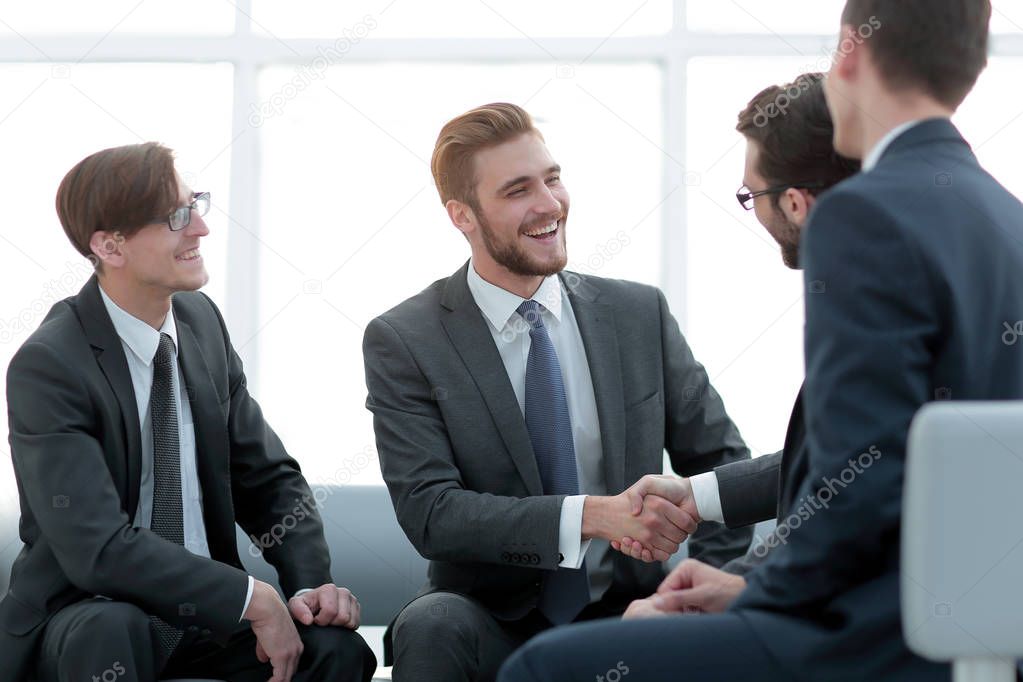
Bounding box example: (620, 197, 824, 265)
(516, 300, 591, 624)
(149, 332, 184, 654)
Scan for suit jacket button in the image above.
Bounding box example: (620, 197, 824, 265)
(512, 553, 521, 563)
(187, 625, 199, 632)
(531, 554, 540, 564)
(501, 552, 511, 562)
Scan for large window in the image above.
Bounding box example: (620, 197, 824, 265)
(1, 1, 1022, 507)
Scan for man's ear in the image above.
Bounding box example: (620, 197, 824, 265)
(778, 188, 815, 228)
(833, 24, 862, 83)
(89, 230, 127, 270)
(446, 199, 476, 237)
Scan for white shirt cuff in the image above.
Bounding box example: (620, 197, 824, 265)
(293, 588, 314, 598)
(690, 471, 724, 524)
(558, 494, 591, 569)
(239, 575, 255, 622)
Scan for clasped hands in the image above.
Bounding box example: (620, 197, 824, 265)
(604, 474, 746, 618)
(244, 581, 360, 682)
(586, 474, 699, 563)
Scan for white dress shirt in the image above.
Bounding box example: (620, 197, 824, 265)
(687, 120, 936, 524)
(466, 261, 613, 602)
(862, 119, 928, 171)
(99, 286, 254, 620)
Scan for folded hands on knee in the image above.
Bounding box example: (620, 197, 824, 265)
(623, 559, 747, 619)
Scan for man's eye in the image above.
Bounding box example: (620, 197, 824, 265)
(508, 188, 526, 197)
(546, 176, 560, 184)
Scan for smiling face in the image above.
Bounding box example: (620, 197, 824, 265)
(114, 172, 209, 296)
(463, 132, 569, 279)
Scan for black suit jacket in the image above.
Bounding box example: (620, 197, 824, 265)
(734, 118, 1023, 679)
(716, 387, 808, 576)
(0, 277, 331, 681)
(363, 264, 753, 625)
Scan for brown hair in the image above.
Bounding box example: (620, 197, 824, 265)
(431, 103, 543, 212)
(56, 142, 179, 261)
(736, 72, 860, 203)
(841, 0, 990, 108)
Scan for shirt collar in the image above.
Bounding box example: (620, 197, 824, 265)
(98, 285, 178, 366)
(466, 258, 563, 332)
(862, 119, 927, 171)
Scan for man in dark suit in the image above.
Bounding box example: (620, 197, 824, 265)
(501, 1, 1016, 679)
(613, 73, 860, 594)
(362, 103, 753, 681)
(1, 143, 375, 682)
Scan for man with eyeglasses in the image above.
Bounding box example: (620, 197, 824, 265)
(611, 71, 859, 603)
(0, 142, 375, 682)
(503, 0, 1019, 679)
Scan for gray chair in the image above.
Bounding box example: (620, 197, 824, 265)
(0, 484, 425, 681)
(903, 401, 1023, 682)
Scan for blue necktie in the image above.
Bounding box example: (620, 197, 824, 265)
(517, 300, 590, 624)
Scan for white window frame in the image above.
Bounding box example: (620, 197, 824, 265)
(2, 0, 1021, 386)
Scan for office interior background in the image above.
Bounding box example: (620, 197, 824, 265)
(1, 0, 1023, 550)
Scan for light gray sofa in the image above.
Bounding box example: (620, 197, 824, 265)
(0, 482, 772, 681)
(0, 484, 426, 681)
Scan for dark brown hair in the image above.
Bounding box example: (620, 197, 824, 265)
(737, 72, 860, 203)
(432, 103, 543, 212)
(56, 142, 178, 261)
(841, 0, 990, 108)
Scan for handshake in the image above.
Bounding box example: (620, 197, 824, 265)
(582, 474, 701, 563)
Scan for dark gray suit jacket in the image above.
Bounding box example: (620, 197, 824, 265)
(363, 263, 753, 623)
(734, 118, 1023, 680)
(0, 277, 332, 682)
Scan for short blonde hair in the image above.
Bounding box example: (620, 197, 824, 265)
(431, 103, 542, 210)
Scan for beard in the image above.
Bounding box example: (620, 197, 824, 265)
(476, 208, 568, 277)
(770, 211, 802, 270)
(781, 241, 800, 269)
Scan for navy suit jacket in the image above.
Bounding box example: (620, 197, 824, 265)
(734, 118, 1023, 679)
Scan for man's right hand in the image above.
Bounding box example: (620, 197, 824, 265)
(611, 475, 701, 562)
(244, 580, 304, 682)
(582, 488, 697, 563)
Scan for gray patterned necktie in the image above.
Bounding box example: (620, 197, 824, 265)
(517, 300, 591, 624)
(149, 332, 184, 654)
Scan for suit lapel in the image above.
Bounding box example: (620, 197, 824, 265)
(75, 277, 144, 517)
(175, 315, 234, 557)
(440, 263, 544, 495)
(562, 272, 627, 494)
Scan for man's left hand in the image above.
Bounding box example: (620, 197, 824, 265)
(288, 584, 361, 629)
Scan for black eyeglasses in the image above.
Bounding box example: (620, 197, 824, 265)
(736, 183, 823, 211)
(154, 191, 211, 231)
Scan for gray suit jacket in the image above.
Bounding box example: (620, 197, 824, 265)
(363, 263, 752, 622)
(1, 278, 332, 682)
